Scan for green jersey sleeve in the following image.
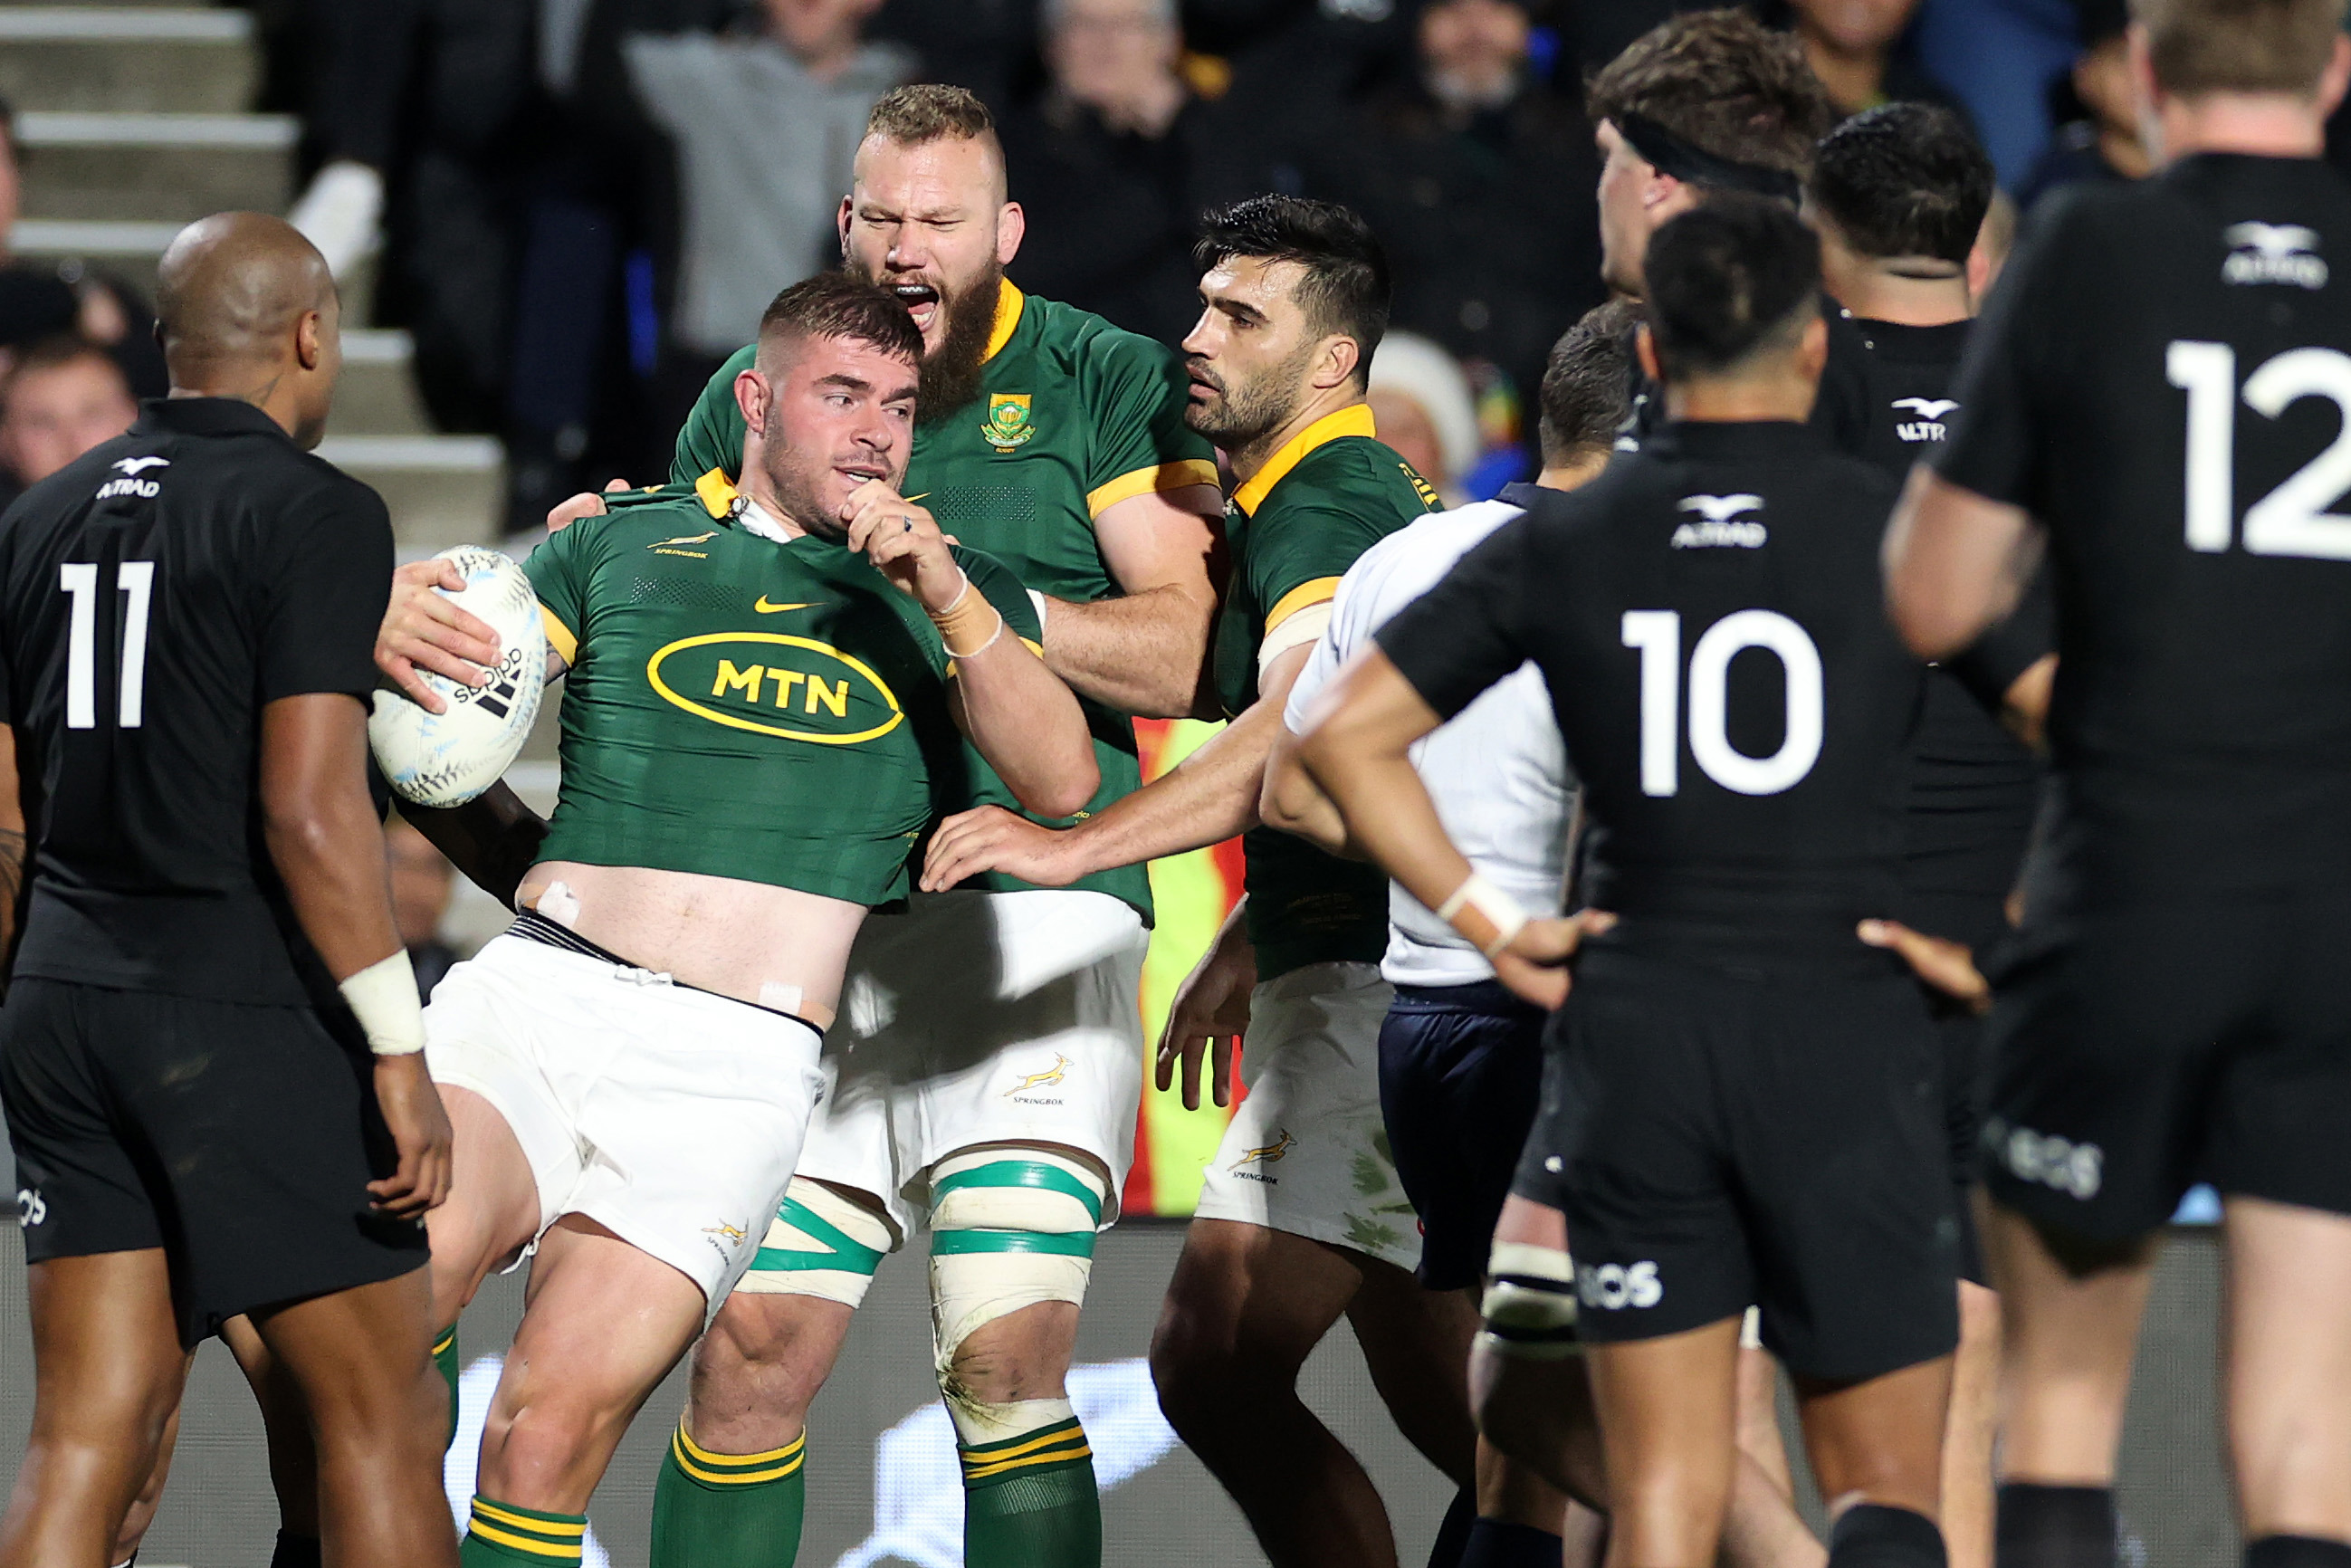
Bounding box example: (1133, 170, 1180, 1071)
(521, 512, 605, 665)
(671, 344, 757, 486)
(1075, 328, 1219, 518)
(1247, 501, 1393, 642)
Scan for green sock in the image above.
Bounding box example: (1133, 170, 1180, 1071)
(960, 1417, 1101, 1568)
(462, 1496, 585, 1567)
(650, 1420, 808, 1568)
(432, 1326, 459, 1447)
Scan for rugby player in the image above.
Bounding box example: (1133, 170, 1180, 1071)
(1296, 197, 1958, 1568)
(922, 196, 1461, 1568)
(396, 273, 1099, 1568)
(0, 214, 456, 1568)
(1254, 301, 1634, 1568)
(1885, 2, 2351, 1564)
(1806, 101, 2040, 1568)
(380, 84, 1220, 1568)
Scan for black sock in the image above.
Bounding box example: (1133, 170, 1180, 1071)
(268, 1532, 322, 1568)
(2248, 1537, 2351, 1568)
(1461, 1516, 1567, 1568)
(1425, 1490, 1476, 1568)
(1996, 1485, 2116, 1568)
(1830, 1504, 1945, 1568)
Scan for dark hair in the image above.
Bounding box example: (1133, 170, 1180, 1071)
(1809, 103, 1993, 264)
(865, 81, 995, 145)
(1642, 195, 1821, 378)
(1192, 195, 1391, 384)
(5, 334, 126, 390)
(757, 272, 924, 366)
(2134, 0, 2348, 93)
(1538, 301, 1637, 463)
(1586, 9, 1836, 181)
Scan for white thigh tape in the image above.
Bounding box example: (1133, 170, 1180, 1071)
(735, 1177, 898, 1307)
(1479, 1241, 1581, 1361)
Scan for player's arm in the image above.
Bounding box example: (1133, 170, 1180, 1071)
(375, 557, 573, 712)
(921, 639, 1313, 893)
(0, 725, 27, 968)
(1259, 615, 1362, 858)
(1037, 483, 1224, 719)
(398, 782, 550, 909)
(259, 693, 452, 1216)
(846, 482, 1098, 817)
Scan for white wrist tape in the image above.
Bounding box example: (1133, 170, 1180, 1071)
(1436, 873, 1530, 960)
(339, 950, 425, 1056)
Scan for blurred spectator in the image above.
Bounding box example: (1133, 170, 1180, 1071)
(2014, 0, 2146, 211)
(999, 0, 1214, 345)
(0, 338, 137, 514)
(1907, 0, 2077, 189)
(1365, 330, 1479, 504)
(0, 99, 167, 400)
(1761, 0, 1967, 119)
(626, 0, 913, 413)
(387, 817, 461, 999)
(870, 0, 1039, 112)
(1311, 0, 1604, 411)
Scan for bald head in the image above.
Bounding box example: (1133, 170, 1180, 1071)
(155, 212, 342, 446)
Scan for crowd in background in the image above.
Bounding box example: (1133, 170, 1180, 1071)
(0, 0, 2329, 528)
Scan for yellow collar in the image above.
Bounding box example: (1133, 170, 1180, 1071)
(1231, 403, 1378, 516)
(694, 467, 739, 519)
(984, 279, 1025, 364)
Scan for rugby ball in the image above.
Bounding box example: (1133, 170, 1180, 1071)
(368, 545, 547, 808)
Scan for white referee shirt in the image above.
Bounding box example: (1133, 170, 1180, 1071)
(1284, 498, 1573, 988)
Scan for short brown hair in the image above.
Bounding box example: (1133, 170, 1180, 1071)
(1587, 10, 1836, 179)
(2134, 0, 2347, 94)
(756, 272, 923, 368)
(865, 82, 995, 147)
(1538, 301, 1636, 463)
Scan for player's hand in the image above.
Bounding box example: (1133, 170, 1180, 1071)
(546, 484, 626, 534)
(376, 559, 500, 712)
(920, 806, 1085, 891)
(844, 482, 961, 610)
(1491, 910, 1618, 1010)
(1156, 922, 1258, 1110)
(1859, 919, 1990, 1013)
(368, 1053, 454, 1217)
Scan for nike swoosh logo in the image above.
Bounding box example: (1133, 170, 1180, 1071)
(754, 598, 819, 614)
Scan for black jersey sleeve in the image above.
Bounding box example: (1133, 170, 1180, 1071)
(258, 480, 394, 703)
(1947, 562, 2055, 712)
(1933, 202, 2074, 510)
(1373, 517, 1536, 721)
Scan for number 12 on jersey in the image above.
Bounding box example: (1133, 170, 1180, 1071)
(2167, 340, 2351, 559)
(1622, 608, 1823, 798)
(60, 560, 156, 730)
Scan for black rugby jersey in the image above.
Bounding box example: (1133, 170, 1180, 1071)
(1937, 154, 2351, 897)
(1816, 310, 2047, 950)
(1380, 420, 1921, 953)
(0, 398, 390, 1003)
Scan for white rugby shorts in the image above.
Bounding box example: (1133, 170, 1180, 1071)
(775, 888, 1147, 1246)
(423, 931, 823, 1317)
(1192, 961, 1420, 1272)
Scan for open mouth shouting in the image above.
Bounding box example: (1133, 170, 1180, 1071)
(889, 281, 942, 336)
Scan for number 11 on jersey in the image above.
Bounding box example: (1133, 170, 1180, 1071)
(61, 560, 156, 730)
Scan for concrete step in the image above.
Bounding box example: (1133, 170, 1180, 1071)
(0, 9, 255, 113)
(14, 111, 292, 223)
(332, 330, 434, 436)
(9, 216, 177, 294)
(315, 435, 504, 553)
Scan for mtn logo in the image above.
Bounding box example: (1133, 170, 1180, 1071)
(2224, 223, 2328, 289)
(1671, 493, 1766, 549)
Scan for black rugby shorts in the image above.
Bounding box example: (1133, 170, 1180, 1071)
(1983, 889, 2351, 1241)
(1514, 943, 1959, 1383)
(1378, 979, 1546, 1291)
(0, 978, 428, 1344)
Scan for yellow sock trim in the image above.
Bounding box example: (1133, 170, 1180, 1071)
(670, 1426, 806, 1486)
(471, 1500, 586, 1537)
(467, 1522, 582, 1560)
(961, 1441, 1093, 1482)
(674, 1420, 805, 1468)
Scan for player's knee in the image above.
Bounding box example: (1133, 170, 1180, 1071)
(926, 1150, 1103, 1423)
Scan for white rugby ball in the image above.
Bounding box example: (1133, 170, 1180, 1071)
(368, 545, 547, 808)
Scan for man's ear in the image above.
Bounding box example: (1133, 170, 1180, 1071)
(1314, 334, 1361, 394)
(998, 201, 1026, 268)
(733, 368, 771, 435)
(1797, 312, 1830, 381)
(1635, 321, 1661, 386)
(295, 309, 323, 372)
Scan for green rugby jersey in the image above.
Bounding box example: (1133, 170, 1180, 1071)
(667, 281, 1216, 921)
(525, 490, 1041, 907)
(1216, 405, 1442, 980)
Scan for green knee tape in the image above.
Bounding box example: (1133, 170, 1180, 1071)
(650, 1421, 808, 1568)
(464, 1496, 585, 1566)
(931, 1160, 1106, 1227)
(432, 1326, 459, 1448)
(750, 1190, 886, 1278)
(960, 1420, 1101, 1568)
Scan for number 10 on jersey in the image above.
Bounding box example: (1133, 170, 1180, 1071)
(60, 560, 156, 730)
(1621, 609, 1824, 798)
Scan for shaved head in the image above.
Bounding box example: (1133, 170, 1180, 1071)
(155, 212, 342, 446)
